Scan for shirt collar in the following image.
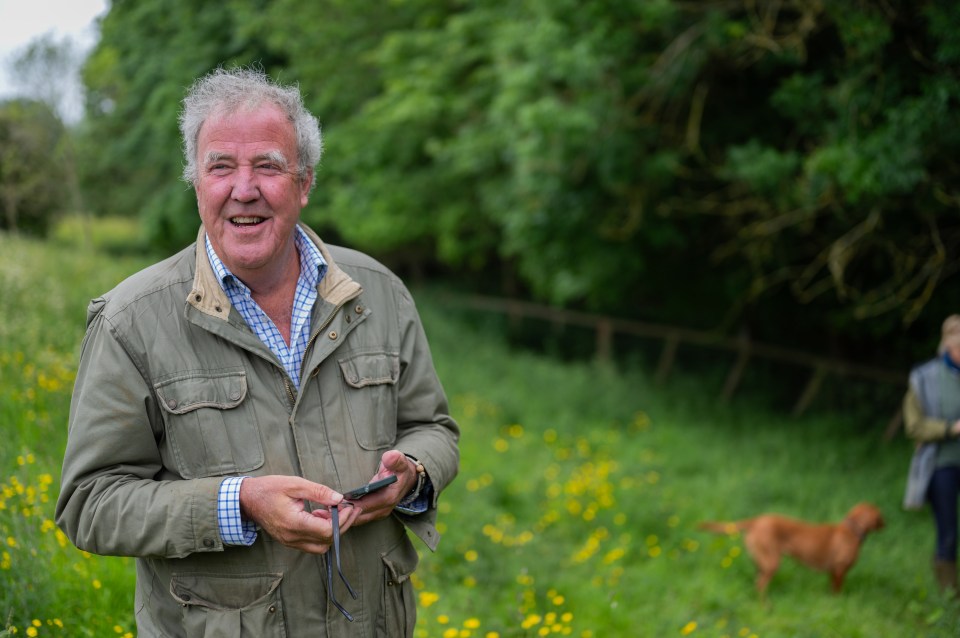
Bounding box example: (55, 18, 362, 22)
(944, 351, 960, 374)
(205, 225, 327, 292)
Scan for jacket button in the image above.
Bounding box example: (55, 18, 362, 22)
(387, 580, 394, 586)
(230, 390, 241, 401)
(167, 399, 178, 410)
(194, 294, 202, 302)
(203, 538, 214, 548)
(328, 331, 338, 340)
(355, 305, 363, 314)
(268, 605, 276, 614)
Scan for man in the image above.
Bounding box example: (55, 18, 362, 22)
(55, 67, 460, 636)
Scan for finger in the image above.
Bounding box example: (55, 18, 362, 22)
(337, 504, 362, 532)
(282, 476, 344, 507)
(309, 508, 333, 522)
(379, 449, 408, 474)
(270, 514, 335, 551)
(310, 504, 360, 537)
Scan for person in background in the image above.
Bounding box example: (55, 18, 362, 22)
(55, 66, 460, 637)
(904, 314, 960, 595)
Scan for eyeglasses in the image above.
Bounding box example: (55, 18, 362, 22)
(327, 504, 358, 621)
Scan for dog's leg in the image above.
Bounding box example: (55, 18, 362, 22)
(830, 569, 846, 593)
(756, 566, 776, 596)
(745, 531, 780, 598)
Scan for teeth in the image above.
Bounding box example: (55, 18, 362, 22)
(231, 217, 264, 225)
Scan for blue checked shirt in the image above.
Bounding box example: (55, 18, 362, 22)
(206, 229, 428, 546)
(206, 227, 324, 389)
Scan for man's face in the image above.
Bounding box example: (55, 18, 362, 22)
(194, 103, 312, 282)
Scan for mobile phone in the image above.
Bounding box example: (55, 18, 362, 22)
(343, 475, 398, 500)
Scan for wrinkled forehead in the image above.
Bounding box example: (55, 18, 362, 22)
(197, 103, 297, 156)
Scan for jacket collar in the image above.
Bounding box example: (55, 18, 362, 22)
(188, 223, 362, 320)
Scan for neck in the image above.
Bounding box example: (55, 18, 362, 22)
(233, 237, 301, 296)
(841, 519, 867, 542)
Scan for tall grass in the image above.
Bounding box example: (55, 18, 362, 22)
(1, 226, 957, 637)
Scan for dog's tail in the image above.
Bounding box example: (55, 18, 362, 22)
(698, 520, 752, 535)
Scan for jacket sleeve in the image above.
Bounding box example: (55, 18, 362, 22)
(55, 301, 224, 558)
(903, 385, 952, 443)
(391, 282, 460, 549)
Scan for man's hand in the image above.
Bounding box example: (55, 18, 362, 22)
(346, 450, 421, 526)
(239, 475, 358, 554)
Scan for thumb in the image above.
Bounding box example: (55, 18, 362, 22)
(379, 449, 408, 474)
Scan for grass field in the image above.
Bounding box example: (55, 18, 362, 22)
(1, 225, 958, 637)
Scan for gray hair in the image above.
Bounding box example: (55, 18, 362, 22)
(179, 66, 322, 190)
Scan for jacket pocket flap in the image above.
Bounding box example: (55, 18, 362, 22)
(339, 352, 400, 388)
(380, 536, 419, 585)
(170, 572, 282, 609)
(155, 369, 247, 415)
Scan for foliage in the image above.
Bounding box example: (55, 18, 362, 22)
(6, 32, 85, 124)
(0, 232, 149, 636)
(75, 0, 960, 367)
(1, 228, 958, 637)
(0, 99, 68, 235)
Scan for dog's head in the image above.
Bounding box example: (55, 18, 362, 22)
(844, 502, 885, 537)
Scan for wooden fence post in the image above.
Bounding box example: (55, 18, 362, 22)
(656, 333, 679, 384)
(595, 319, 613, 364)
(883, 409, 903, 442)
(792, 365, 827, 417)
(721, 331, 751, 402)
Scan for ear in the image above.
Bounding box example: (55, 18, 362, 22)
(299, 169, 313, 207)
(848, 506, 884, 535)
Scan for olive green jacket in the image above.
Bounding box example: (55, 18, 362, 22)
(55, 225, 460, 637)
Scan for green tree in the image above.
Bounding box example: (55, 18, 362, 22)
(6, 32, 83, 124)
(75, 0, 960, 365)
(0, 99, 67, 235)
(272, 0, 960, 361)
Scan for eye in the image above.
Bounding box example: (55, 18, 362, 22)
(206, 163, 232, 175)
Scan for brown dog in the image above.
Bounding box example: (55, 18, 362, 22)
(699, 502, 884, 596)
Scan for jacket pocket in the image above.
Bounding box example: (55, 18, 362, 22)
(171, 572, 286, 638)
(155, 368, 264, 479)
(377, 538, 418, 637)
(338, 352, 399, 450)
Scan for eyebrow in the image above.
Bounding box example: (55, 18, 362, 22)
(202, 150, 290, 170)
(256, 150, 290, 170)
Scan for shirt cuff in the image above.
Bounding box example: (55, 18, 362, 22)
(396, 478, 434, 515)
(218, 476, 258, 546)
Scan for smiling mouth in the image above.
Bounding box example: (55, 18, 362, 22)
(230, 216, 266, 226)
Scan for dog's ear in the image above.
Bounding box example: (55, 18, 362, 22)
(847, 504, 884, 535)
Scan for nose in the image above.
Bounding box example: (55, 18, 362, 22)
(231, 165, 260, 202)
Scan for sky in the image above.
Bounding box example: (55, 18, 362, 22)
(0, 0, 108, 120)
